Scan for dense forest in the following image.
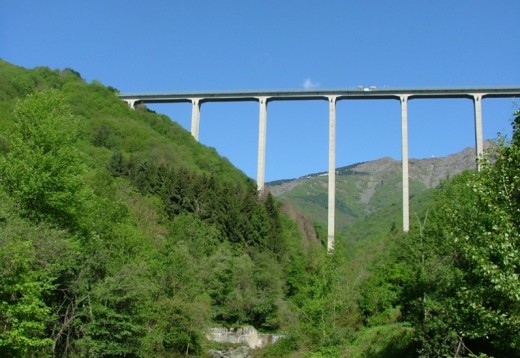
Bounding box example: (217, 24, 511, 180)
(1, 60, 519, 357)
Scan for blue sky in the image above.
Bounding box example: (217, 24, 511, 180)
(2, 1, 519, 181)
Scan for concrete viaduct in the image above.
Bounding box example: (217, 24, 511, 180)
(119, 87, 520, 251)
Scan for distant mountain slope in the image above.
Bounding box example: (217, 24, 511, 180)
(267, 146, 480, 231)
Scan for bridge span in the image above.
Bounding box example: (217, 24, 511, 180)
(119, 87, 520, 251)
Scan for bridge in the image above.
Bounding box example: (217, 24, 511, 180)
(119, 87, 520, 251)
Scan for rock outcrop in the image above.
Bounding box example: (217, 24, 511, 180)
(207, 326, 282, 349)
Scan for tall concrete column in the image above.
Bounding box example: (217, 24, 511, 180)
(327, 96, 337, 251)
(400, 95, 410, 233)
(191, 98, 201, 141)
(257, 97, 268, 192)
(472, 94, 484, 171)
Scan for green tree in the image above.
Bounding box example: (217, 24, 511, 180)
(396, 110, 520, 357)
(78, 262, 152, 357)
(290, 243, 362, 349)
(0, 237, 54, 356)
(0, 192, 79, 357)
(0, 90, 87, 229)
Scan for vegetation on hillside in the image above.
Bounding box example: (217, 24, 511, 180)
(361, 110, 520, 357)
(1, 60, 519, 357)
(0, 61, 326, 356)
(268, 151, 476, 232)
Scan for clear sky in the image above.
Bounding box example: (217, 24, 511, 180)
(2, 1, 519, 181)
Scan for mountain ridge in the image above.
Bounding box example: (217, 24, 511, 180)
(267, 144, 486, 230)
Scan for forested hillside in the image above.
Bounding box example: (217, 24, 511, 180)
(0, 60, 333, 357)
(358, 114, 520, 358)
(1, 60, 519, 358)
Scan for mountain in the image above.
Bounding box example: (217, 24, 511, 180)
(267, 146, 480, 232)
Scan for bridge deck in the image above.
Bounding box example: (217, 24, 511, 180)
(119, 87, 520, 104)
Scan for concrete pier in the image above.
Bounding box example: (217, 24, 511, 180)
(472, 94, 484, 171)
(400, 95, 410, 233)
(257, 97, 268, 192)
(191, 98, 201, 140)
(327, 96, 337, 251)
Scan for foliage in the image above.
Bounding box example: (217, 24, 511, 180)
(347, 323, 416, 358)
(0, 187, 84, 357)
(0, 217, 54, 356)
(254, 336, 299, 357)
(383, 110, 520, 357)
(0, 90, 87, 229)
(0, 60, 309, 357)
(286, 242, 363, 351)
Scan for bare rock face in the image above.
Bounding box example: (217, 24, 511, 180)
(207, 326, 282, 350)
(207, 326, 285, 358)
